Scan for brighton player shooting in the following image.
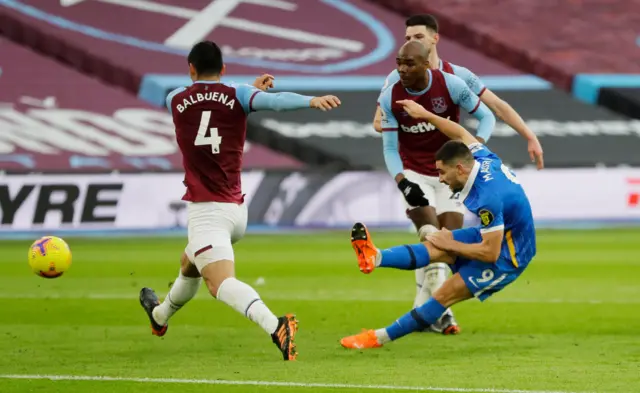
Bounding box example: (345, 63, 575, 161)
(341, 99, 537, 349)
(374, 15, 544, 328)
(379, 40, 496, 334)
(138, 41, 341, 361)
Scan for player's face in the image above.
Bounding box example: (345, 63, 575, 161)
(405, 26, 437, 52)
(436, 161, 465, 193)
(396, 55, 428, 88)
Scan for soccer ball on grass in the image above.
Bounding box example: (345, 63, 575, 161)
(28, 236, 72, 278)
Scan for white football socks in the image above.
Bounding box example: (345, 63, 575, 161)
(374, 328, 391, 344)
(216, 277, 279, 335)
(153, 271, 202, 326)
(413, 224, 438, 308)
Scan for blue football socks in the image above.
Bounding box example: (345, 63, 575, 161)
(385, 298, 447, 340)
(379, 244, 430, 270)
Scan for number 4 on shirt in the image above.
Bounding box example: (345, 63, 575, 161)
(195, 111, 222, 154)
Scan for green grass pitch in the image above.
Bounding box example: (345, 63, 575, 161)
(1, 229, 639, 393)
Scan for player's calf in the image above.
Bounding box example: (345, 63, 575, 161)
(197, 252, 299, 361)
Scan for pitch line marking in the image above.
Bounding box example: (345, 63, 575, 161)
(0, 374, 595, 393)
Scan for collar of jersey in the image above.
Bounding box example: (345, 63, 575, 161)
(458, 160, 480, 202)
(405, 69, 433, 95)
(194, 80, 221, 84)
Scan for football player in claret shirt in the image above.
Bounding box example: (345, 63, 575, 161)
(138, 41, 341, 361)
(341, 99, 536, 349)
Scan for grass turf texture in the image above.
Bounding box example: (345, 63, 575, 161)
(0, 229, 639, 393)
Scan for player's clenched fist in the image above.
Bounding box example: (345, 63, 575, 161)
(398, 178, 430, 207)
(310, 95, 341, 111)
(252, 74, 275, 91)
(396, 99, 431, 120)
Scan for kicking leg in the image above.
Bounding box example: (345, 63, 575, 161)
(340, 273, 472, 349)
(139, 252, 202, 337)
(350, 222, 454, 274)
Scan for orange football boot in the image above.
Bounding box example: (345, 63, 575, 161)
(350, 222, 378, 274)
(340, 329, 382, 349)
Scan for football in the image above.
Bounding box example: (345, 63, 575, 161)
(28, 236, 72, 278)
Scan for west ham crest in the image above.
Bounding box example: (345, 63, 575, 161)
(431, 97, 447, 114)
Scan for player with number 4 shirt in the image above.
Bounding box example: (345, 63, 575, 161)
(138, 41, 341, 361)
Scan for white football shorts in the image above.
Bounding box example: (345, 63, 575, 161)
(403, 169, 465, 215)
(184, 202, 248, 272)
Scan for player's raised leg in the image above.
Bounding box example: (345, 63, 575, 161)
(139, 253, 202, 337)
(351, 222, 454, 274)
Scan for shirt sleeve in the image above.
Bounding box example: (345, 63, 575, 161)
(444, 73, 496, 142)
(234, 83, 313, 114)
(379, 69, 400, 97)
(165, 87, 186, 116)
(468, 143, 499, 160)
(449, 63, 487, 97)
(478, 198, 504, 234)
(377, 86, 398, 131)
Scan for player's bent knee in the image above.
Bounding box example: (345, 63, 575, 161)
(200, 259, 235, 298)
(432, 273, 473, 308)
(418, 224, 438, 242)
(180, 253, 201, 278)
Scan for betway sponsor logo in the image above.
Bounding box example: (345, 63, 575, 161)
(400, 118, 448, 134)
(465, 119, 640, 137)
(260, 119, 379, 138)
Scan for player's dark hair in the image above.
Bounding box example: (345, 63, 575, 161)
(187, 41, 223, 76)
(435, 140, 474, 166)
(405, 14, 439, 33)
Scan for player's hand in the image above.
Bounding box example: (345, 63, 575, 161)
(310, 95, 341, 111)
(396, 99, 431, 119)
(252, 74, 275, 91)
(426, 228, 454, 251)
(528, 137, 544, 170)
(398, 178, 429, 207)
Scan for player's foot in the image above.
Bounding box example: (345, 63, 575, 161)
(430, 313, 461, 335)
(271, 314, 299, 361)
(139, 287, 168, 337)
(351, 222, 378, 274)
(340, 329, 382, 349)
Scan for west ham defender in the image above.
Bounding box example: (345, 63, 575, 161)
(138, 41, 341, 361)
(374, 15, 544, 330)
(379, 41, 496, 334)
(341, 99, 537, 349)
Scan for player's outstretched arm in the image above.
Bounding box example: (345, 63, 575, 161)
(479, 89, 544, 169)
(396, 100, 478, 146)
(235, 83, 340, 113)
(251, 91, 341, 112)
